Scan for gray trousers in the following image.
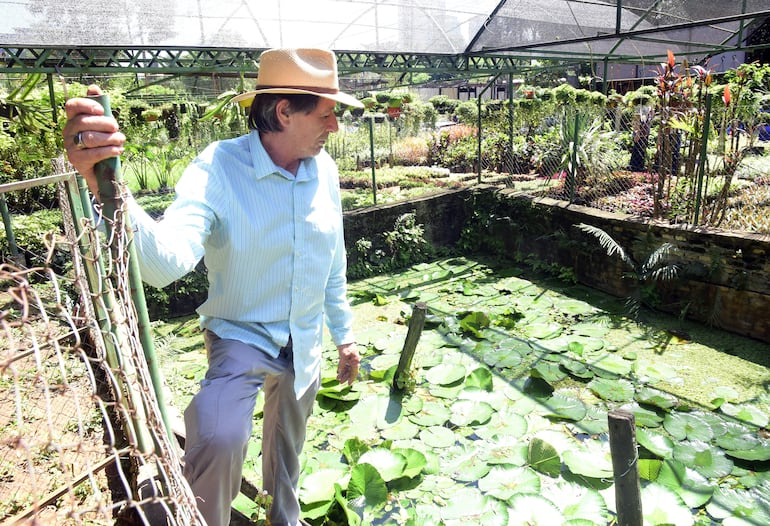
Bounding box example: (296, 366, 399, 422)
(182, 330, 319, 526)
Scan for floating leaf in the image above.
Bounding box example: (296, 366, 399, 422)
(300, 468, 348, 504)
(636, 428, 674, 459)
(657, 459, 714, 508)
(466, 367, 494, 391)
(707, 486, 770, 525)
(542, 481, 608, 524)
(538, 393, 587, 422)
(528, 437, 561, 476)
(641, 484, 694, 526)
(556, 299, 597, 316)
(635, 386, 678, 411)
(408, 401, 451, 427)
(587, 353, 632, 377)
(530, 360, 568, 385)
(425, 363, 467, 386)
(392, 448, 427, 479)
(663, 411, 713, 442)
(478, 465, 541, 500)
(482, 346, 524, 368)
(633, 359, 680, 383)
(588, 377, 634, 402)
(447, 449, 492, 482)
(672, 439, 734, 479)
(525, 322, 563, 340)
(709, 385, 740, 408)
(560, 356, 594, 379)
(507, 494, 565, 525)
(357, 449, 406, 482)
(347, 463, 388, 516)
(419, 426, 457, 448)
(563, 444, 613, 479)
(571, 322, 610, 338)
(720, 402, 770, 428)
(479, 439, 529, 467)
(450, 400, 494, 427)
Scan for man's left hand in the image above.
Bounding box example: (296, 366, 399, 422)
(336, 343, 360, 385)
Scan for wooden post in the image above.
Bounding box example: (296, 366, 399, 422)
(393, 302, 427, 391)
(608, 409, 643, 526)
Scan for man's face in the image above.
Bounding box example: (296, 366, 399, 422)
(284, 97, 340, 159)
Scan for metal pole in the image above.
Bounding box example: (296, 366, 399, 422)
(694, 93, 713, 225)
(368, 116, 377, 205)
(0, 193, 20, 262)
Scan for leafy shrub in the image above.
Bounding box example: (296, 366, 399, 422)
(392, 136, 430, 166)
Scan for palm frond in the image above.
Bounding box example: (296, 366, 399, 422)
(576, 223, 635, 269)
(641, 242, 679, 275)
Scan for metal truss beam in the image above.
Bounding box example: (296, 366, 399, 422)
(0, 47, 527, 76)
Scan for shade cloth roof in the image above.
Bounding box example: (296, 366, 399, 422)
(1, 0, 769, 78)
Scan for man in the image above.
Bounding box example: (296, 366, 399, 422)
(63, 48, 362, 526)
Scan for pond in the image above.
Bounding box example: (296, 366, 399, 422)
(154, 255, 770, 526)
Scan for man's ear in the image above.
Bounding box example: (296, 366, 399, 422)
(276, 99, 292, 125)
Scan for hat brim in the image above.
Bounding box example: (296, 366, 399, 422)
(231, 87, 364, 109)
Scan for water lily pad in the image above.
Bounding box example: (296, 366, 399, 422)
(560, 356, 594, 379)
(663, 411, 713, 442)
(474, 410, 528, 441)
(450, 400, 494, 427)
(358, 448, 407, 482)
(299, 468, 348, 504)
(636, 428, 674, 459)
(419, 426, 457, 448)
(446, 448, 492, 482)
(641, 484, 694, 526)
(482, 346, 524, 369)
(525, 322, 563, 340)
(392, 448, 427, 479)
(542, 481, 608, 524)
(557, 299, 597, 316)
(586, 353, 632, 377)
(571, 322, 610, 338)
(706, 486, 770, 525)
(720, 402, 770, 428)
(563, 443, 613, 479)
(633, 359, 680, 383)
(528, 437, 561, 476)
(635, 386, 678, 411)
(537, 393, 587, 422)
(425, 363, 467, 386)
(478, 465, 541, 500)
(408, 401, 451, 427)
(507, 494, 565, 525)
(530, 360, 568, 385)
(380, 418, 420, 441)
(478, 438, 529, 466)
(672, 439, 734, 479)
(588, 377, 634, 402)
(439, 487, 505, 524)
(657, 459, 714, 508)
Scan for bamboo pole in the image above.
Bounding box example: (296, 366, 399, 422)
(88, 94, 172, 440)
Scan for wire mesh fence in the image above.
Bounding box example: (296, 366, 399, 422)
(1, 170, 202, 525)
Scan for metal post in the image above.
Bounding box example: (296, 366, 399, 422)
(368, 116, 377, 205)
(694, 93, 713, 225)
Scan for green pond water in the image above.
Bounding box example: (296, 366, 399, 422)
(154, 256, 770, 526)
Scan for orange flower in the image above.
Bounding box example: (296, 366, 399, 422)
(667, 50, 676, 69)
(723, 85, 731, 106)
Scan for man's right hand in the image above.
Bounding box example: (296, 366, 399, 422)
(62, 85, 126, 199)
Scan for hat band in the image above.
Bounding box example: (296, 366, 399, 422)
(255, 84, 340, 95)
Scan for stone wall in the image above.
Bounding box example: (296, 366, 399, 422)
(343, 186, 770, 343)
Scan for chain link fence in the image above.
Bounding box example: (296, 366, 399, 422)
(1, 168, 203, 525)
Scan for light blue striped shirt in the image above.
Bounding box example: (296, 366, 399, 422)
(128, 131, 355, 398)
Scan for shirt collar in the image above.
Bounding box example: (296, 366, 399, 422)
(249, 131, 318, 182)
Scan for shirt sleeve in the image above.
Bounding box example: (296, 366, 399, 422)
(322, 158, 356, 347)
(128, 167, 214, 289)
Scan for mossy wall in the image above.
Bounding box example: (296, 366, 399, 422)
(343, 186, 770, 343)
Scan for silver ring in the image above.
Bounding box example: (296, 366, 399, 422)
(73, 131, 86, 150)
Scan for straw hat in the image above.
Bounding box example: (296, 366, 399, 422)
(232, 48, 363, 108)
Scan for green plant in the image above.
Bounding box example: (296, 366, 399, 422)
(576, 222, 680, 319)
